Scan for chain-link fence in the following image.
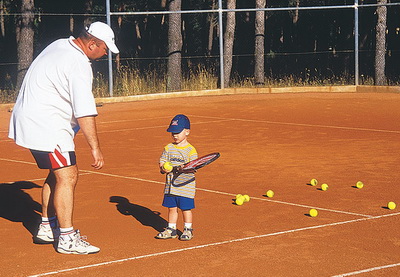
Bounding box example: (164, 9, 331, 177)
(1, 1, 399, 103)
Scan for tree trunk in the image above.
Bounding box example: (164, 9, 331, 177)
(84, 0, 93, 26)
(292, 0, 300, 24)
(0, 1, 5, 37)
(223, 0, 235, 88)
(255, 0, 265, 86)
(16, 0, 34, 91)
(167, 0, 182, 92)
(375, 0, 387, 85)
(207, 0, 217, 56)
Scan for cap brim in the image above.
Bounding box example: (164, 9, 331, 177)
(105, 40, 119, 54)
(167, 126, 184, 133)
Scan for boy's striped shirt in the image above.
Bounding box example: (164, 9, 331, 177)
(160, 143, 198, 199)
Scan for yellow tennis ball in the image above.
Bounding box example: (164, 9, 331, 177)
(387, 201, 396, 210)
(235, 196, 244, 206)
(243, 195, 250, 202)
(236, 194, 243, 199)
(266, 190, 274, 198)
(356, 181, 364, 189)
(310, 178, 318, 186)
(321, 184, 329, 191)
(163, 162, 173, 172)
(309, 208, 318, 217)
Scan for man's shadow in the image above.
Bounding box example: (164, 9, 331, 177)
(0, 181, 42, 236)
(110, 196, 167, 232)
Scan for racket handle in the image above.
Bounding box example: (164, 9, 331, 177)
(172, 166, 182, 174)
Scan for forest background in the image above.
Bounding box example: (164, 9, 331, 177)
(0, 0, 399, 103)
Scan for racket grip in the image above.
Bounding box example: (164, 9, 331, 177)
(172, 166, 185, 174)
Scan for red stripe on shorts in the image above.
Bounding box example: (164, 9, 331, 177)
(54, 148, 67, 165)
(49, 153, 60, 168)
(49, 148, 68, 168)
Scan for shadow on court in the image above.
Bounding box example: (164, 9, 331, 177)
(0, 181, 42, 236)
(110, 196, 167, 232)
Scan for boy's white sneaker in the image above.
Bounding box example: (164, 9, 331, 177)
(34, 223, 60, 244)
(57, 230, 100, 255)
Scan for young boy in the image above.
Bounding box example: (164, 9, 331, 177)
(157, 114, 198, 241)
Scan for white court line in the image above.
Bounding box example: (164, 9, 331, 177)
(2, 172, 92, 184)
(83, 169, 374, 218)
(199, 187, 373, 218)
(332, 262, 400, 276)
(28, 212, 400, 277)
(188, 114, 400, 134)
(0, 157, 36, 165)
(0, 157, 380, 218)
(1, 158, 398, 276)
(79, 169, 163, 185)
(97, 116, 171, 124)
(96, 119, 233, 133)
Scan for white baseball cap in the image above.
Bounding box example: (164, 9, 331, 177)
(86, 21, 119, 54)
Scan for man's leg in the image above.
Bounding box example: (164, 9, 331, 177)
(34, 171, 59, 244)
(42, 171, 56, 218)
(52, 165, 78, 228)
(54, 165, 100, 254)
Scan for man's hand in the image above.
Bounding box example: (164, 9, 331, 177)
(91, 147, 104, 169)
(77, 116, 104, 170)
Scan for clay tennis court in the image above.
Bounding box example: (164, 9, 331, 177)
(1, 89, 400, 276)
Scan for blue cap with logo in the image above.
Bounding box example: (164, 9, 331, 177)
(167, 114, 190, 133)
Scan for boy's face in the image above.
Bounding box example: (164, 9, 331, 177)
(171, 129, 190, 145)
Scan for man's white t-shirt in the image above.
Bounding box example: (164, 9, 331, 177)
(9, 37, 98, 152)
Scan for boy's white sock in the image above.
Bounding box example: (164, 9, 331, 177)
(168, 223, 177, 229)
(184, 222, 192, 229)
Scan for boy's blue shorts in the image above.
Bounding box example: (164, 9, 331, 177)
(162, 194, 195, 210)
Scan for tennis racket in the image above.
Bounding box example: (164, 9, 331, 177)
(175, 152, 220, 173)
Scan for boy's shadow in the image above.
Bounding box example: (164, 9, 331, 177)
(110, 196, 167, 232)
(0, 181, 42, 236)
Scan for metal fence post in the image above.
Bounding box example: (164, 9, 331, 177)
(354, 0, 359, 86)
(218, 0, 224, 89)
(106, 0, 114, 97)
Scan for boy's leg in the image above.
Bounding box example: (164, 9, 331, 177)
(168, 207, 179, 226)
(182, 209, 192, 225)
(156, 207, 178, 239)
(181, 210, 194, 241)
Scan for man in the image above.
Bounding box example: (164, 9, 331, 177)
(9, 22, 119, 254)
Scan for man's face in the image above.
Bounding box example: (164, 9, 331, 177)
(87, 40, 108, 60)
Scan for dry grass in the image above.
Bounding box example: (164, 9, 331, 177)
(0, 67, 395, 104)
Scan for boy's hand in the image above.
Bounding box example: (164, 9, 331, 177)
(161, 162, 173, 173)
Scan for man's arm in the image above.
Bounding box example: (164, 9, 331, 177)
(76, 116, 104, 170)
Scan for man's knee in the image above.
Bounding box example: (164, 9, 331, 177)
(53, 165, 78, 186)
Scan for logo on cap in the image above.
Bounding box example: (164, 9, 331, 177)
(167, 114, 190, 133)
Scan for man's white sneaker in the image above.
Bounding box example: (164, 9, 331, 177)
(34, 223, 60, 244)
(57, 230, 100, 255)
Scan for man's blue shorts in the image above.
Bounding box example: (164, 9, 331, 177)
(162, 194, 195, 210)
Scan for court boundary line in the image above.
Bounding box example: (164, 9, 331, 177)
(188, 114, 400, 134)
(96, 119, 233, 134)
(28, 212, 400, 277)
(2, 94, 399, 276)
(331, 262, 400, 276)
(0, 157, 378, 218)
(83, 169, 374, 218)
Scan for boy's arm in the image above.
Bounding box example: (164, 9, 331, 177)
(159, 148, 172, 174)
